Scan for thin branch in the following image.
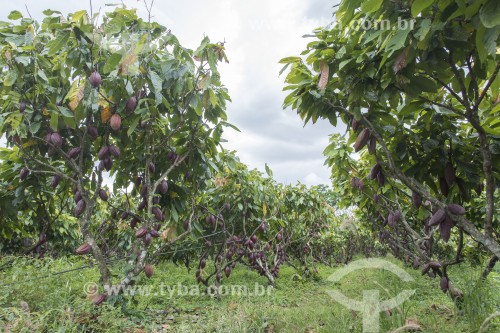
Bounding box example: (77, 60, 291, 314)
(474, 61, 500, 111)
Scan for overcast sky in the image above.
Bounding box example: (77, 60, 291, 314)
(0, 0, 343, 186)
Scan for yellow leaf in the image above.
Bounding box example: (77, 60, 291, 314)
(22, 139, 37, 148)
(42, 107, 49, 116)
(263, 203, 267, 216)
(66, 81, 85, 112)
(100, 105, 112, 123)
(119, 52, 137, 75)
(161, 227, 177, 241)
(318, 61, 329, 91)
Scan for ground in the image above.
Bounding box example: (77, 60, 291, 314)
(0, 255, 499, 332)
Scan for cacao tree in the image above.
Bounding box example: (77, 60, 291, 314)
(0, 6, 230, 299)
(281, 0, 499, 304)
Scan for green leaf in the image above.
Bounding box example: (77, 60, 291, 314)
(149, 70, 163, 106)
(103, 53, 122, 74)
(8, 11, 23, 20)
(127, 116, 140, 136)
(385, 28, 412, 55)
(361, 0, 384, 14)
(3, 71, 17, 87)
(50, 112, 59, 131)
(29, 122, 41, 134)
(37, 70, 49, 82)
(58, 107, 74, 118)
(208, 89, 218, 107)
(43, 9, 62, 16)
(411, 0, 434, 17)
(265, 164, 273, 177)
(48, 30, 71, 56)
(480, 0, 500, 28)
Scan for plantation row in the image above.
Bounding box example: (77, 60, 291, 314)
(0, 0, 499, 320)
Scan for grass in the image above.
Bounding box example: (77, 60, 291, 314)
(0, 254, 499, 332)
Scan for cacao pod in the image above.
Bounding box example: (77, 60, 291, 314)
(358, 179, 365, 191)
(50, 132, 63, 148)
(440, 276, 449, 292)
(74, 191, 82, 203)
(98, 189, 108, 201)
(373, 193, 379, 203)
(412, 190, 422, 209)
(250, 235, 258, 243)
(276, 233, 282, 241)
(148, 162, 155, 174)
(143, 233, 152, 246)
(76, 243, 91, 255)
(428, 209, 446, 227)
(354, 128, 370, 152)
(75, 200, 86, 217)
(153, 196, 160, 205)
(19, 101, 26, 113)
(144, 264, 154, 278)
(51, 175, 61, 189)
(68, 147, 81, 159)
(89, 71, 102, 88)
(447, 203, 465, 216)
(368, 137, 377, 154)
(93, 294, 107, 306)
(439, 215, 453, 243)
(135, 227, 148, 238)
(152, 207, 164, 221)
(140, 185, 148, 197)
(109, 114, 121, 131)
(387, 212, 395, 227)
(120, 211, 129, 220)
(439, 177, 449, 196)
(98, 146, 109, 160)
(370, 163, 381, 180)
(183, 220, 190, 230)
(444, 162, 455, 187)
(138, 200, 147, 211)
(377, 171, 385, 186)
(108, 145, 120, 158)
(224, 202, 231, 211)
(150, 230, 160, 238)
(130, 217, 139, 229)
(351, 118, 359, 131)
(224, 266, 231, 278)
(111, 209, 117, 219)
(200, 259, 207, 269)
(158, 180, 168, 194)
(87, 126, 99, 140)
(20, 167, 29, 181)
(103, 157, 113, 171)
(126, 96, 137, 114)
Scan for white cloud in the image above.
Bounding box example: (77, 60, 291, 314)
(0, 0, 342, 187)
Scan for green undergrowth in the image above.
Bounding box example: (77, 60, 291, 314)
(0, 254, 498, 332)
